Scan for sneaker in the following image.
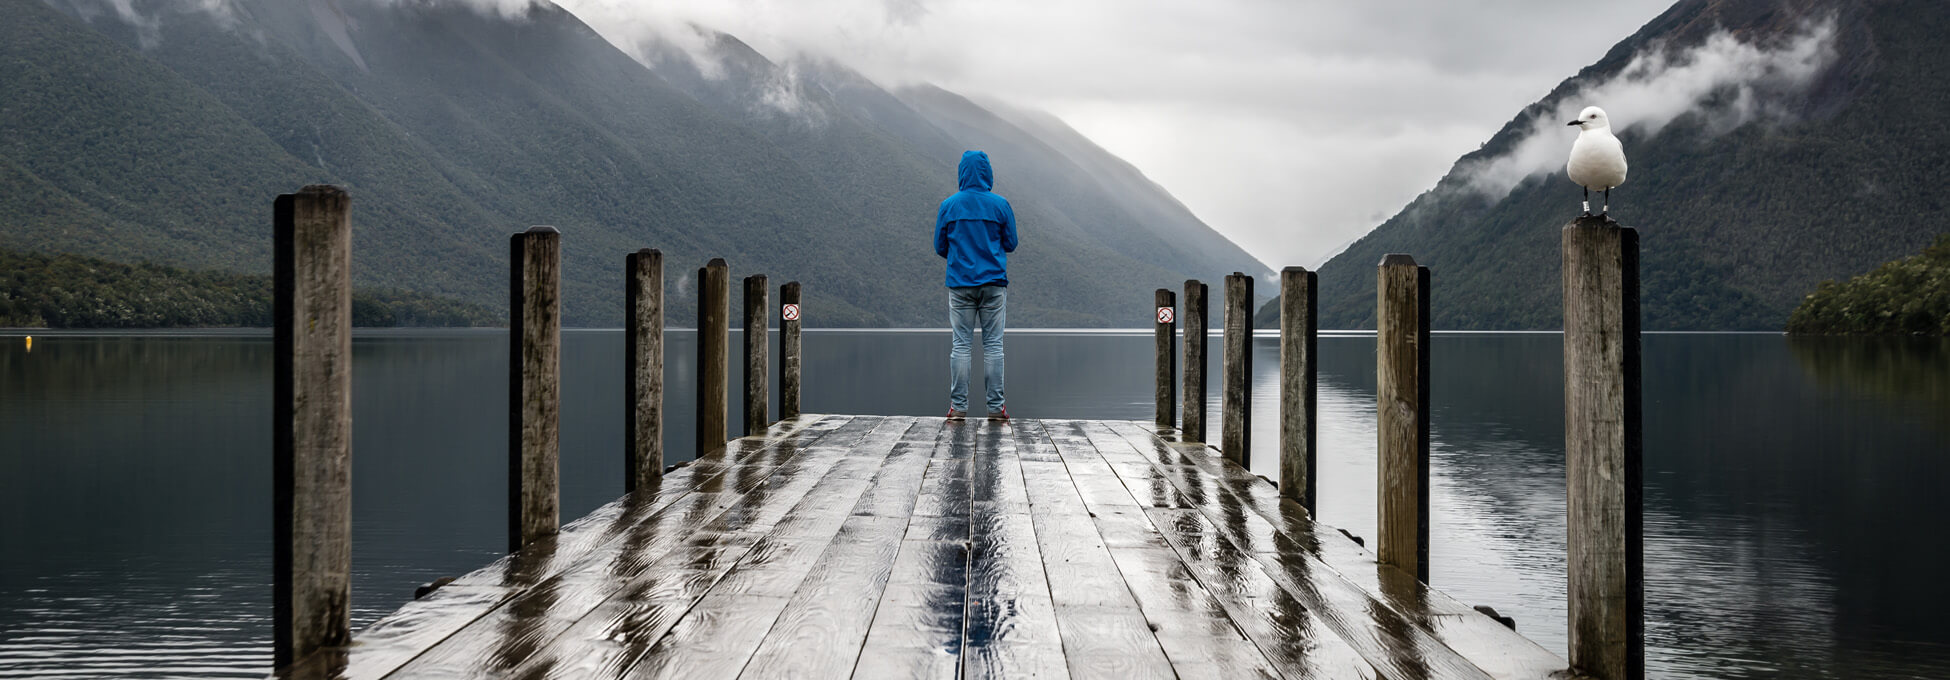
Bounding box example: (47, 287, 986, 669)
(988, 406, 1009, 421)
(946, 408, 967, 420)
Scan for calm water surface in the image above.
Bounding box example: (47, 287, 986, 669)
(1, 330, 1946, 678)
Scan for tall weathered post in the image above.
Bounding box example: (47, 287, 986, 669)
(1279, 266, 1318, 515)
(743, 274, 769, 436)
(625, 249, 663, 493)
(1154, 289, 1177, 430)
(696, 259, 730, 456)
(273, 185, 352, 668)
(1562, 215, 1643, 680)
(1180, 280, 1209, 442)
(1376, 254, 1429, 583)
(780, 282, 803, 421)
(1221, 273, 1253, 466)
(509, 226, 561, 553)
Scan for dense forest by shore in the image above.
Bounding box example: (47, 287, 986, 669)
(0, 248, 497, 328)
(1787, 234, 1950, 336)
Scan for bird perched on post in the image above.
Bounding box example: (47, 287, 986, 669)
(1566, 106, 1627, 216)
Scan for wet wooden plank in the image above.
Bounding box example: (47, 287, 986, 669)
(280, 417, 837, 680)
(1106, 421, 1569, 679)
(319, 416, 1575, 680)
(1046, 420, 1372, 679)
(621, 418, 942, 679)
(500, 417, 918, 680)
(1123, 420, 1573, 680)
(1092, 422, 1485, 678)
(1017, 423, 1176, 680)
(379, 417, 872, 678)
(738, 515, 910, 677)
(851, 430, 981, 678)
(964, 420, 1068, 680)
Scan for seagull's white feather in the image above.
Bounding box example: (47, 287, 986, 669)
(1567, 106, 1627, 191)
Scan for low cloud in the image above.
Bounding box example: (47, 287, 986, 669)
(1459, 17, 1838, 201)
(62, 0, 238, 48)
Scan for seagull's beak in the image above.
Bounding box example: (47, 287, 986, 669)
(1567, 120, 1582, 127)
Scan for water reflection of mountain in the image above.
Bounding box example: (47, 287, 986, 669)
(1320, 333, 1950, 676)
(1788, 336, 1950, 417)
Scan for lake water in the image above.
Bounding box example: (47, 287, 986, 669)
(1, 330, 1946, 678)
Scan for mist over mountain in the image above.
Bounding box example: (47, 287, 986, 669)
(1279, 0, 1947, 331)
(1, 0, 1269, 327)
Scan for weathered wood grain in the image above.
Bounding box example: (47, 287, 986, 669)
(743, 274, 768, 436)
(510, 226, 564, 554)
(1220, 273, 1253, 466)
(1105, 420, 1570, 679)
(1020, 423, 1176, 680)
(325, 416, 1576, 680)
(1052, 421, 1370, 679)
(1180, 280, 1208, 443)
(626, 248, 664, 493)
(625, 419, 936, 679)
(1376, 254, 1429, 582)
(697, 259, 730, 456)
(1562, 216, 1644, 680)
(1155, 288, 1177, 430)
(273, 185, 353, 669)
(384, 419, 864, 678)
(1279, 265, 1318, 515)
(963, 420, 1069, 680)
(779, 282, 802, 420)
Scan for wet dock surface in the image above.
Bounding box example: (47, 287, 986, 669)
(282, 415, 1571, 679)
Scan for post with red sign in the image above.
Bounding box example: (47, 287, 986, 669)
(1154, 288, 1177, 430)
(780, 282, 802, 421)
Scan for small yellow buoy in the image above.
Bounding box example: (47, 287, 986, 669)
(24, 336, 31, 352)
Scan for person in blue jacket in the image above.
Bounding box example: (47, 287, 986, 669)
(935, 150, 1017, 420)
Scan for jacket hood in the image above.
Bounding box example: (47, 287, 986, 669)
(957, 150, 993, 192)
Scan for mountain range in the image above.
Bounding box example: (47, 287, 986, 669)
(1284, 0, 1948, 331)
(0, 0, 1270, 327)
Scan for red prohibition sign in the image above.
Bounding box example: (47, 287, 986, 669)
(781, 304, 801, 321)
(1156, 307, 1175, 324)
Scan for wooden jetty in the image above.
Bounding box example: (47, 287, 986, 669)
(271, 186, 1640, 679)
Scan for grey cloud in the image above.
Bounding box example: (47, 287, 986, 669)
(553, 0, 1678, 268)
(1459, 16, 1839, 200)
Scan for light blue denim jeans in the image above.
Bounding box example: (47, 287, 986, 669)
(948, 285, 1006, 412)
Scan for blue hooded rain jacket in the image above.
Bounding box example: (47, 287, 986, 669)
(934, 150, 1018, 288)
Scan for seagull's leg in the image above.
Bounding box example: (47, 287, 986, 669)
(1582, 187, 1591, 216)
(1603, 187, 1610, 215)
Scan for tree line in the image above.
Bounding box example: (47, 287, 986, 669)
(0, 247, 498, 328)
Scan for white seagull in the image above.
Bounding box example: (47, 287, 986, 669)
(1566, 106, 1627, 216)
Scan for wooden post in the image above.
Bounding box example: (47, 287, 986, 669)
(1279, 266, 1318, 515)
(780, 282, 802, 421)
(697, 259, 730, 456)
(1180, 280, 1208, 442)
(1376, 254, 1429, 583)
(509, 226, 561, 553)
(1563, 215, 1643, 680)
(1221, 273, 1253, 467)
(273, 185, 352, 668)
(743, 274, 768, 436)
(625, 249, 663, 493)
(1154, 289, 1177, 430)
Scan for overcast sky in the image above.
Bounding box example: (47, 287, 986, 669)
(555, 0, 1677, 268)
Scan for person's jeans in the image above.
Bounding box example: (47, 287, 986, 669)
(948, 285, 1006, 412)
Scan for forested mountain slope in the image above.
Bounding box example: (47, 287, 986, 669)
(2, 0, 1269, 327)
